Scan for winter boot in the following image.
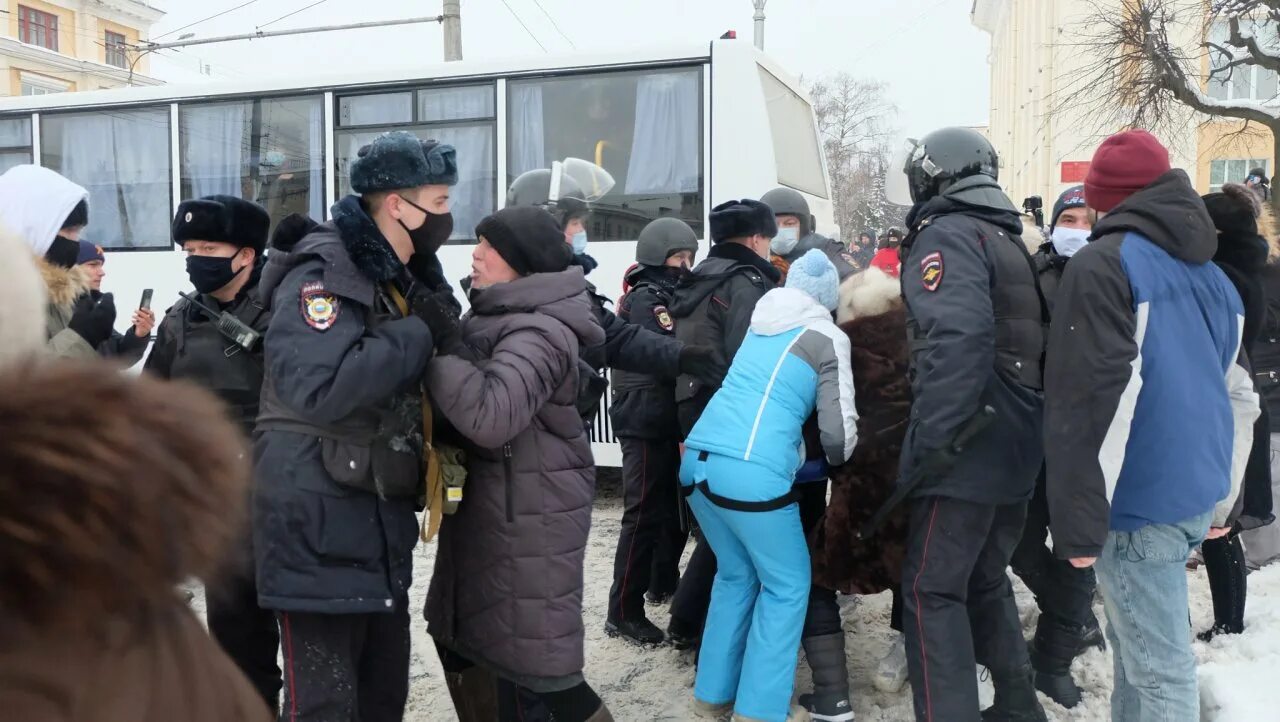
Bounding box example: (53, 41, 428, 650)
(1030, 615, 1082, 708)
(645, 589, 673, 606)
(1201, 533, 1247, 638)
(1078, 613, 1105, 654)
(666, 622, 699, 651)
(980, 665, 1048, 722)
(799, 632, 854, 721)
(443, 667, 499, 722)
(873, 632, 909, 694)
(692, 698, 734, 720)
(605, 616, 665, 646)
(584, 702, 615, 721)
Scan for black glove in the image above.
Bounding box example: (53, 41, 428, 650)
(679, 344, 727, 386)
(407, 284, 460, 345)
(68, 291, 117, 348)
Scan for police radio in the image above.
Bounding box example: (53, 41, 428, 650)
(179, 292, 262, 352)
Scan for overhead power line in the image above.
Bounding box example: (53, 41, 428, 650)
(528, 0, 576, 49)
(154, 0, 263, 41)
(499, 0, 548, 53)
(258, 0, 331, 30)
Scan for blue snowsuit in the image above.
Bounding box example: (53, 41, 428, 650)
(681, 287, 858, 722)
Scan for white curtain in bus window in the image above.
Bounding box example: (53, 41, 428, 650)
(509, 84, 544, 176)
(419, 86, 494, 121)
(757, 67, 828, 199)
(339, 93, 413, 127)
(43, 108, 171, 249)
(180, 96, 325, 226)
(625, 72, 699, 195)
(0, 117, 32, 174)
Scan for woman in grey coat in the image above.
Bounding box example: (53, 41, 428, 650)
(426, 206, 613, 722)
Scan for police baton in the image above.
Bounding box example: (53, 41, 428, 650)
(856, 405, 997, 541)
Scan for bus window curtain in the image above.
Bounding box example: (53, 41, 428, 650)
(183, 102, 247, 199)
(308, 100, 324, 218)
(428, 124, 494, 240)
(625, 72, 699, 195)
(509, 84, 545, 177)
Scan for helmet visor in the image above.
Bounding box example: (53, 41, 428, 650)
(885, 139, 919, 207)
(557, 158, 616, 202)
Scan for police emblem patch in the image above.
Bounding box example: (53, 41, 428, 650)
(921, 252, 944, 292)
(654, 305, 675, 332)
(300, 280, 339, 331)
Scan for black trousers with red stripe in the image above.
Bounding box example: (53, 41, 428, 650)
(607, 436, 688, 623)
(901, 496, 1030, 722)
(276, 598, 410, 722)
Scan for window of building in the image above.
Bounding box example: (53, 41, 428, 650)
(19, 73, 69, 96)
(180, 95, 325, 233)
(337, 84, 497, 243)
(18, 6, 59, 52)
(0, 117, 33, 175)
(42, 107, 173, 250)
(758, 66, 828, 198)
(1208, 21, 1280, 102)
(508, 68, 703, 242)
(105, 31, 128, 69)
(1210, 158, 1269, 192)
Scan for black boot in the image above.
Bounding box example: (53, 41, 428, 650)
(1078, 613, 1106, 655)
(981, 664, 1048, 721)
(799, 633, 853, 721)
(1201, 534, 1247, 638)
(605, 617, 665, 646)
(1030, 615, 1082, 709)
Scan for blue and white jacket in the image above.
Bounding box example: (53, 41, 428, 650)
(684, 287, 858, 502)
(1045, 170, 1261, 559)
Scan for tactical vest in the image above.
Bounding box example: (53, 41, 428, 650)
(168, 290, 270, 433)
(904, 215, 1047, 390)
(257, 281, 424, 500)
(611, 276, 676, 396)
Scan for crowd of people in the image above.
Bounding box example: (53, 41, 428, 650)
(0, 121, 1276, 722)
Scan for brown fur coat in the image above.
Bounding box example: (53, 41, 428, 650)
(811, 268, 912, 595)
(0, 362, 270, 722)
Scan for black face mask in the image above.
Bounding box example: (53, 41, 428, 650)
(45, 235, 80, 269)
(397, 196, 454, 257)
(187, 253, 241, 295)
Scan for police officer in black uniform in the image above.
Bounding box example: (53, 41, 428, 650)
(605, 217, 701, 645)
(664, 199, 783, 648)
(760, 186, 859, 279)
(893, 127, 1048, 722)
(252, 131, 460, 722)
(144, 194, 279, 711)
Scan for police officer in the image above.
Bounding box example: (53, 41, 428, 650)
(606, 217, 700, 645)
(1011, 185, 1104, 709)
(891, 127, 1048, 722)
(144, 194, 279, 711)
(665, 199, 783, 648)
(252, 131, 459, 722)
(505, 168, 723, 421)
(761, 186, 858, 279)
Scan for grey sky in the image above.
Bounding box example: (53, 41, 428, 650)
(149, 0, 990, 135)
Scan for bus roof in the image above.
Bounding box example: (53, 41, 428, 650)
(0, 42, 714, 114)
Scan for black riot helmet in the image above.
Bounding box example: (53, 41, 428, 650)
(759, 186, 816, 237)
(506, 169, 590, 227)
(889, 127, 1001, 205)
(636, 217, 700, 267)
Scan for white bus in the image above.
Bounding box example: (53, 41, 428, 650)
(0, 38, 832, 465)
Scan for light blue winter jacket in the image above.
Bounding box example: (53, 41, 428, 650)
(684, 287, 858, 502)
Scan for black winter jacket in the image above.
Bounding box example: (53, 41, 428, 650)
(1254, 264, 1280, 426)
(610, 264, 683, 439)
(1032, 243, 1070, 316)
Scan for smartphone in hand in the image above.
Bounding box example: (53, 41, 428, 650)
(140, 288, 154, 311)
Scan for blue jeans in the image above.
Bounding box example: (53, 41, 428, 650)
(682, 453, 810, 722)
(1094, 511, 1212, 722)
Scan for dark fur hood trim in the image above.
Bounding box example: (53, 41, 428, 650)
(331, 194, 405, 283)
(0, 363, 250, 629)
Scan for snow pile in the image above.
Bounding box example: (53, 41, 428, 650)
(1197, 564, 1280, 721)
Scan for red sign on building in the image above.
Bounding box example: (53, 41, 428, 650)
(1061, 161, 1091, 183)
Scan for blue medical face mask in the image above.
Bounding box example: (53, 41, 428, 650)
(771, 227, 800, 255)
(1051, 226, 1091, 258)
(571, 230, 589, 255)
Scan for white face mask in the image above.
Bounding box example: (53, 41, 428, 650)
(1051, 226, 1091, 258)
(771, 227, 800, 255)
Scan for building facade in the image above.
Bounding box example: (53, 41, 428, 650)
(972, 0, 1268, 206)
(2, 0, 163, 97)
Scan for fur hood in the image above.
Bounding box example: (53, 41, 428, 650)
(836, 266, 903, 325)
(1261, 198, 1280, 263)
(0, 363, 251, 630)
(36, 255, 91, 314)
(0, 227, 46, 365)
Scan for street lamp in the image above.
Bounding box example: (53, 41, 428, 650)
(753, 0, 766, 51)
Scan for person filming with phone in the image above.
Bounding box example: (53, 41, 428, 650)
(143, 194, 281, 713)
(74, 240, 154, 365)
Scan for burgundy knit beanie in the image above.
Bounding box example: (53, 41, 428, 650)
(1084, 130, 1172, 213)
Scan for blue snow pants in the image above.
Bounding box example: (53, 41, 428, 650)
(680, 450, 811, 722)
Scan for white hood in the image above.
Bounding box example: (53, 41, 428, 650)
(0, 165, 89, 256)
(750, 287, 835, 336)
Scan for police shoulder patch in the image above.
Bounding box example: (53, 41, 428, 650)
(920, 252, 944, 292)
(300, 280, 340, 331)
(654, 304, 675, 332)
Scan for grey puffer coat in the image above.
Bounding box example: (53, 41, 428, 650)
(425, 267, 605, 688)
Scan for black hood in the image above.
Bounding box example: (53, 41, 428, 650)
(906, 174, 1024, 236)
(1091, 170, 1217, 264)
(1214, 232, 1269, 279)
(625, 263, 683, 292)
(668, 242, 779, 317)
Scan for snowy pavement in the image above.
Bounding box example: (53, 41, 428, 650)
(195, 493, 1280, 720)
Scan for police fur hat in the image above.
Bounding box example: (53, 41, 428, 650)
(709, 199, 777, 243)
(350, 131, 458, 194)
(172, 195, 270, 254)
(636, 217, 699, 266)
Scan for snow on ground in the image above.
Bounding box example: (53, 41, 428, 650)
(192, 492, 1278, 721)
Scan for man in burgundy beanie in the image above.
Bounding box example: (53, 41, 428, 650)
(1043, 128, 1260, 720)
